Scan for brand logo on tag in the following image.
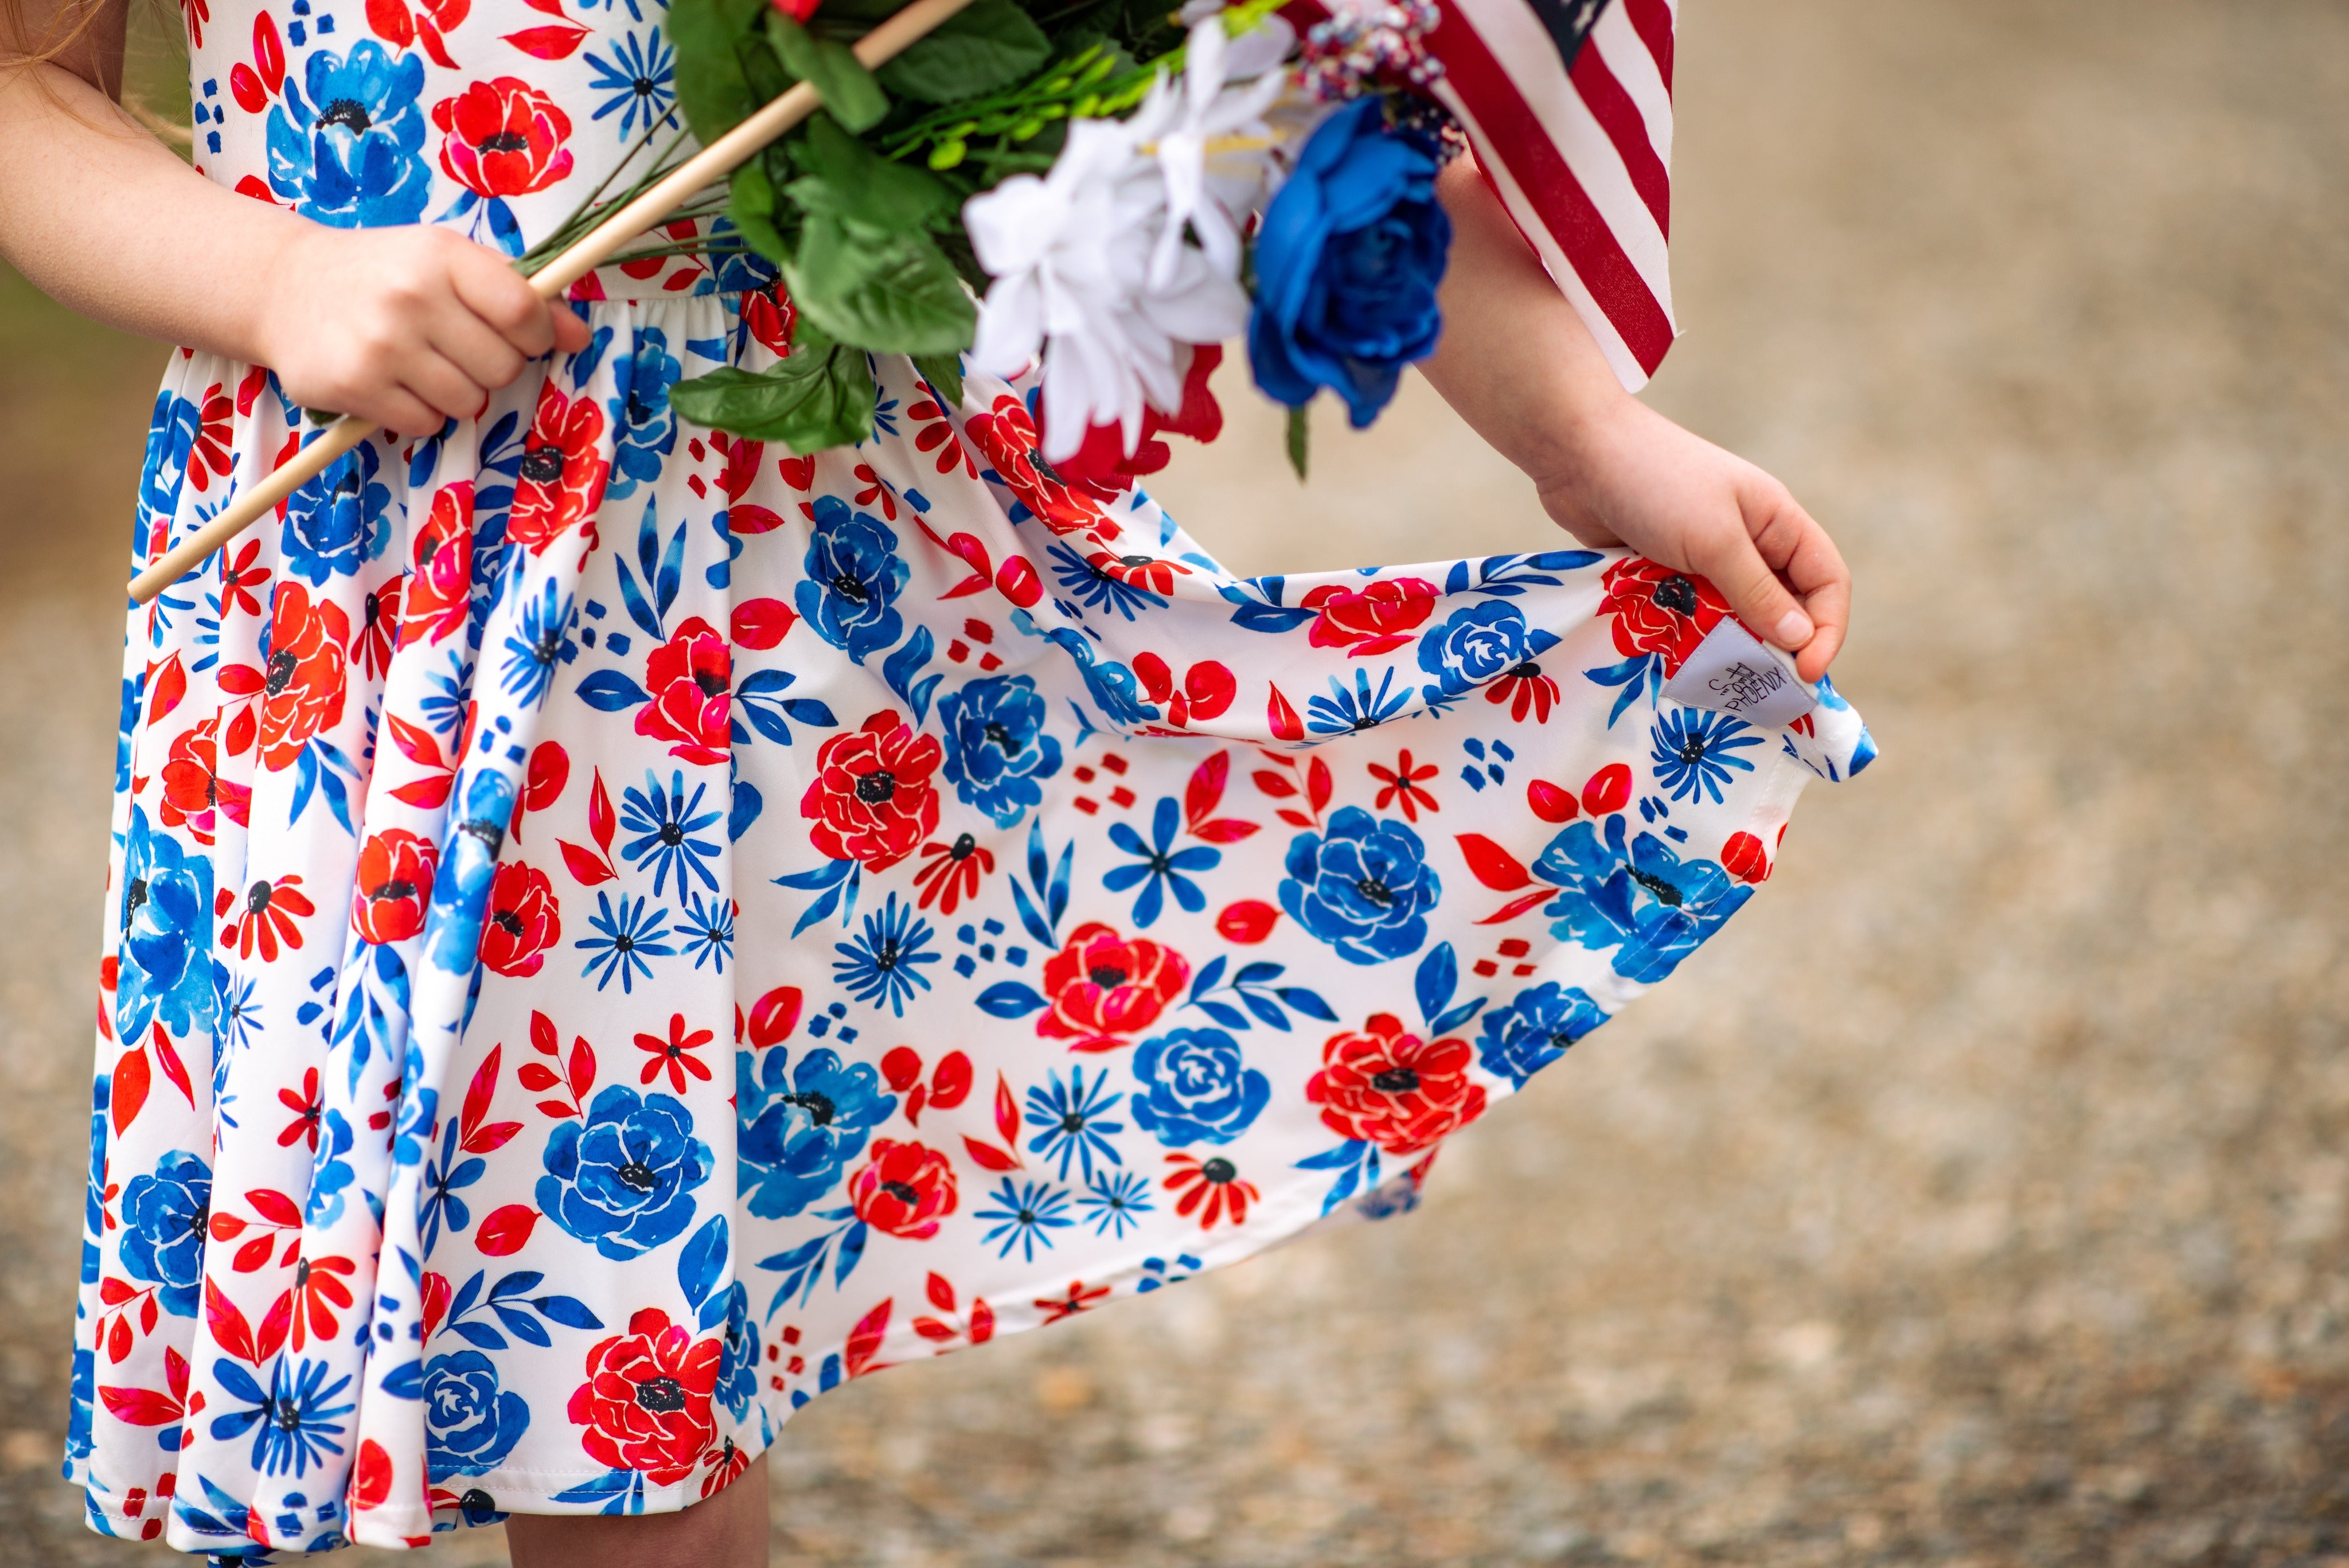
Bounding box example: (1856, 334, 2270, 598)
(1659, 618, 1817, 729)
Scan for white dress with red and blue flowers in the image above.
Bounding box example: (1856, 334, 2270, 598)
(68, 0, 1874, 1554)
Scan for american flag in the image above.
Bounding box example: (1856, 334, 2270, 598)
(1426, 0, 1678, 389)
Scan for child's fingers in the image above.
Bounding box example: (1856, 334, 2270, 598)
(1742, 482, 1850, 682)
(551, 301, 591, 354)
(396, 349, 491, 428)
(1685, 511, 1816, 658)
(430, 303, 528, 397)
(447, 237, 565, 359)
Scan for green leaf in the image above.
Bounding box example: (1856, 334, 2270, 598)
(669, 0, 766, 142)
(876, 0, 1051, 104)
(766, 10, 890, 132)
(911, 353, 965, 411)
(1285, 403, 1310, 482)
(784, 112, 950, 232)
(727, 154, 796, 264)
(786, 223, 977, 355)
(670, 334, 877, 454)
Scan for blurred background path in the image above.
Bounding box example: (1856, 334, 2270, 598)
(6, 0, 2349, 1562)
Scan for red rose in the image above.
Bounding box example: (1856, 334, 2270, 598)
(1599, 556, 1729, 675)
(257, 580, 349, 771)
(567, 1307, 720, 1484)
(801, 710, 941, 873)
(432, 77, 574, 199)
(1306, 1013, 1488, 1157)
(401, 482, 473, 649)
(509, 381, 610, 555)
(352, 828, 437, 945)
(478, 861, 561, 976)
(959, 393, 1114, 538)
(159, 719, 249, 845)
(846, 1139, 958, 1239)
(738, 278, 795, 357)
(635, 615, 731, 766)
(1300, 575, 1439, 657)
(1036, 922, 1189, 1051)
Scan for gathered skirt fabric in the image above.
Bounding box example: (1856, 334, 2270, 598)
(68, 286, 1871, 1554)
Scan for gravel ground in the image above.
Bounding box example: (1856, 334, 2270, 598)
(6, 0, 2349, 1562)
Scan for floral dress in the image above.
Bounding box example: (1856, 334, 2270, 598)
(66, 0, 1874, 1554)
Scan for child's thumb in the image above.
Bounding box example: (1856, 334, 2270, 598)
(1688, 528, 1813, 654)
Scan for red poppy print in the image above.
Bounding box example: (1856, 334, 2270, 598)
(508, 381, 609, 555)
(1036, 923, 1189, 1051)
(568, 1307, 720, 1485)
(847, 1139, 958, 1239)
(478, 862, 561, 977)
(1307, 1015, 1488, 1157)
(158, 719, 250, 845)
(634, 616, 731, 766)
(432, 77, 575, 198)
(1599, 556, 1730, 675)
(350, 829, 436, 945)
(738, 278, 795, 357)
(801, 710, 941, 873)
(959, 393, 1115, 537)
(1301, 575, 1439, 657)
(401, 482, 473, 649)
(256, 582, 349, 771)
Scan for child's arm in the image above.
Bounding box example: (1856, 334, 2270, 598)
(1420, 155, 1849, 682)
(0, 0, 586, 438)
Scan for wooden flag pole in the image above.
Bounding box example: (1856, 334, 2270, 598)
(128, 0, 977, 607)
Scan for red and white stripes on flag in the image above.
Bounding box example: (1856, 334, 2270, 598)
(1427, 0, 1679, 389)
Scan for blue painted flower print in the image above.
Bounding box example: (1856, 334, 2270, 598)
(736, 1045, 896, 1219)
(264, 41, 431, 227)
(604, 328, 681, 501)
(116, 805, 214, 1047)
(1418, 600, 1546, 699)
(1648, 707, 1763, 805)
(424, 1349, 530, 1481)
(939, 674, 1063, 827)
(1535, 812, 1757, 984)
(138, 391, 200, 529)
(536, 1084, 713, 1259)
(1475, 981, 1610, 1088)
(1129, 1029, 1270, 1147)
(280, 434, 392, 585)
(117, 1149, 212, 1318)
(795, 497, 907, 663)
(1279, 806, 1439, 965)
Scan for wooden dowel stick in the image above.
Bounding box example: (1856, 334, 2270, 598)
(128, 0, 977, 607)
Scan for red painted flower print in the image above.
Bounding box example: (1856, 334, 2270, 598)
(739, 278, 795, 357)
(158, 719, 250, 844)
(635, 616, 731, 766)
(959, 393, 1115, 538)
(401, 482, 473, 649)
(1052, 344, 1226, 493)
(1036, 922, 1189, 1051)
(1306, 1014, 1488, 1157)
(350, 829, 436, 945)
(801, 709, 941, 873)
(1599, 556, 1730, 675)
(508, 381, 609, 555)
(257, 582, 349, 771)
(568, 1307, 720, 1484)
(847, 1139, 958, 1239)
(234, 873, 315, 962)
(1301, 575, 1439, 657)
(478, 862, 561, 977)
(432, 78, 574, 198)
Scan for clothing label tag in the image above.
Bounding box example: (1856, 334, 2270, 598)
(1660, 618, 1817, 729)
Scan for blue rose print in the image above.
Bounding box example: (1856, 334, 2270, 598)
(713, 1282, 758, 1419)
(423, 1349, 530, 1482)
(118, 1149, 212, 1319)
(1248, 96, 1451, 426)
(1129, 1029, 1270, 1147)
(264, 41, 432, 227)
(537, 1084, 713, 1260)
(1534, 813, 1756, 984)
(305, 1109, 361, 1227)
(1037, 625, 1161, 728)
(280, 434, 392, 586)
(1476, 981, 1611, 1088)
(938, 674, 1063, 827)
(604, 327, 682, 501)
(116, 805, 214, 1047)
(735, 1045, 896, 1220)
(1417, 600, 1553, 699)
(65, 1347, 96, 1465)
(795, 496, 907, 664)
(138, 391, 200, 534)
(1279, 805, 1440, 965)
(426, 768, 518, 975)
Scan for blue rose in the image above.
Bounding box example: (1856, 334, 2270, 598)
(280, 434, 392, 585)
(714, 1282, 758, 1419)
(795, 496, 907, 664)
(537, 1085, 713, 1260)
(1418, 601, 1555, 699)
(306, 1107, 361, 1227)
(426, 767, 517, 975)
(138, 391, 199, 533)
(1476, 981, 1610, 1088)
(1129, 1029, 1270, 1147)
(1039, 625, 1160, 729)
(1534, 813, 1755, 984)
(118, 1149, 212, 1319)
(424, 1349, 529, 1481)
(264, 41, 431, 227)
(1279, 805, 1440, 965)
(1248, 96, 1451, 427)
(116, 806, 214, 1048)
(736, 1044, 896, 1219)
(605, 327, 682, 501)
(938, 674, 1063, 827)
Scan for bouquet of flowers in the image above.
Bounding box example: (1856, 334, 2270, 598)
(555, 0, 1464, 482)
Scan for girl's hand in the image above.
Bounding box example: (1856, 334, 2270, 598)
(255, 223, 591, 439)
(1419, 154, 1851, 682)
